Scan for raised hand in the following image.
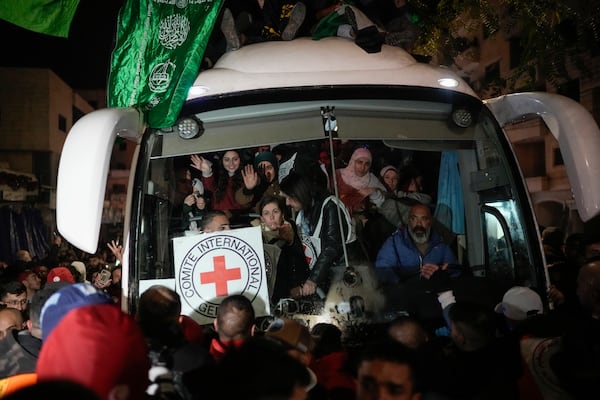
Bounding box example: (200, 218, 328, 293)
(242, 164, 259, 190)
(190, 154, 212, 174)
(107, 239, 124, 265)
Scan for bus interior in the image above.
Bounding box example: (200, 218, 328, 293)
(131, 98, 544, 333)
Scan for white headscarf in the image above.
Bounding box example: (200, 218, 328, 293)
(340, 148, 385, 191)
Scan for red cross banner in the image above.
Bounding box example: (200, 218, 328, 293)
(173, 226, 270, 324)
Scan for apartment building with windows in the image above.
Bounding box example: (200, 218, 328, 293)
(448, 24, 600, 234)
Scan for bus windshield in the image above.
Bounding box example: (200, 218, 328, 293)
(128, 95, 543, 333)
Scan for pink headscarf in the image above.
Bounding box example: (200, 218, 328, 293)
(340, 148, 375, 189)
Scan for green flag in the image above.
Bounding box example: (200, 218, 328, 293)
(108, 0, 222, 129)
(0, 0, 80, 38)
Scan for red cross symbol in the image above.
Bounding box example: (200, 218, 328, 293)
(200, 255, 241, 297)
(302, 244, 313, 266)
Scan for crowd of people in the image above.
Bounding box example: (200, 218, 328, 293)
(201, 0, 422, 68)
(0, 255, 598, 400)
(173, 142, 445, 307)
(1, 137, 599, 398)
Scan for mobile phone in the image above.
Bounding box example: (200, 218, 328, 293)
(98, 269, 112, 285)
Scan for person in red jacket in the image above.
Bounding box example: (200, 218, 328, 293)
(191, 150, 247, 213)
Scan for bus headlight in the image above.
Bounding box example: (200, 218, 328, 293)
(177, 116, 203, 139)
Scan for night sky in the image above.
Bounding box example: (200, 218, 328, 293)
(1, 0, 124, 89)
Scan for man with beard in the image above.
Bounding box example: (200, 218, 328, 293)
(375, 204, 459, 284)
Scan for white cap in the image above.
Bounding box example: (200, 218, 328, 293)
(494, 286, 543, 320)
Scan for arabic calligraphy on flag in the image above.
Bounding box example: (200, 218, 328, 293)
(108, 0, 222, 128)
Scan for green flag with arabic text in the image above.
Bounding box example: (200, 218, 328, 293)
(0, 0, 80, 38)
(108, 0, 222, 128)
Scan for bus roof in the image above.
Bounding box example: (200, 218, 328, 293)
(188, 37, 478, 100)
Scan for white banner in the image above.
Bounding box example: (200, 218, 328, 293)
(173, 226, 270, 325)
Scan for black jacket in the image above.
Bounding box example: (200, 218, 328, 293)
(270, 220, 310, 304)
(0, 330, 41, 378)
(305, 197, 347, 290)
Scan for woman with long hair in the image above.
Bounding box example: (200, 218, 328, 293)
(279, 167, 355, 297)
(190, 150, 246, 212)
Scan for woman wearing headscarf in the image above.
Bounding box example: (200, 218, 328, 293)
(379, 164, 432, 205)
(335, 147, 387, 216)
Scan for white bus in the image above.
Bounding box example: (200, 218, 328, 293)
(56, 37, 600, 332)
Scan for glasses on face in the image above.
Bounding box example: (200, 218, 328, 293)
(3, 299, 27, 307)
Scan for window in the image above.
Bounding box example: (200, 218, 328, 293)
(553, 147, 564, 166)
(557, 79, 580, 102)
(509, 37, 523, 70)
(485, 61, 500, 81)
(72, 106, 85, 124)
(58, 114, 67, 132)
(514, 142, 545, 177)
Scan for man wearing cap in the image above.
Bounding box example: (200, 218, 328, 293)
(36, 303, 150, 400)
(264, 318, 327, 399)
(70, 261, 89, 284)
(17, 270, 41, 304)
(494, 286, 543, 333)
(265, 318, 316, 365)
(236, 150, 282, 211)
(45, 267, 75, 285)
(39, 282, 113, 341)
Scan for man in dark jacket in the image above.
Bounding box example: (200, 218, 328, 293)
(0, 282, 67, 378)
(376, 204, 459, 284)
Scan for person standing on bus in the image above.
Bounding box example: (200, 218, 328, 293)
(280, 168, 355, 297)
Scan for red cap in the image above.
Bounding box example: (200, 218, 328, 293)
(46, 267, 75, 284)
(37, 303, 150, 400)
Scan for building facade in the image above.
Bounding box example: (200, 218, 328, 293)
(448, 23, 600, 235)
(0, 68, 132, 261)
